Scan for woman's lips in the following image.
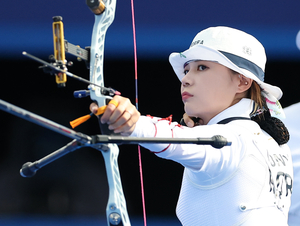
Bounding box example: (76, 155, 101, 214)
(181, 92, 193, 101)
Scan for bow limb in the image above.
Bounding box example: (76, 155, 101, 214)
(87, 1, 131, 226)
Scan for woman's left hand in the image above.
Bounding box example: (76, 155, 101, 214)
(90, 95, 140, 136)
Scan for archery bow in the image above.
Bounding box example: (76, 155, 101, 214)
(86, 1, 132, 225)
(19, 1, 133, 224)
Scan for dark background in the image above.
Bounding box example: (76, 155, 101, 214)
(0, 0, 300, 223)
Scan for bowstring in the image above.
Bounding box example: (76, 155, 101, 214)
(130, 1, 147, 225)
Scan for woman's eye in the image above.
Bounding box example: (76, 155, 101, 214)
(183, 69, 189, 75)
(198, 65, 207, 71)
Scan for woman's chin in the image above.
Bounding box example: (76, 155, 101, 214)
(184, 108, 197, 118)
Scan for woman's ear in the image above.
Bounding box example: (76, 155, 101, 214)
(237, 74, 252, 93)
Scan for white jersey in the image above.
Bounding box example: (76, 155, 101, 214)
(130, 98, 293, 226)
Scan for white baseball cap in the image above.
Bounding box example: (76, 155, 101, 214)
(169, 26, 283, 100)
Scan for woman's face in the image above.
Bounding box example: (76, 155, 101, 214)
(181, 60, 241, 124)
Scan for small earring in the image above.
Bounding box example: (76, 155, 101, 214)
(245, 82, 248, 85)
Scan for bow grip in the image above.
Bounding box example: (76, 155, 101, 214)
(98, 117, 119, 136)
(97, 99, 120, 136)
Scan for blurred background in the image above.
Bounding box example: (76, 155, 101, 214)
(0, 0, 299, 225)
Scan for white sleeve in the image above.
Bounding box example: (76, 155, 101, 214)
(130, 116, 244, 172)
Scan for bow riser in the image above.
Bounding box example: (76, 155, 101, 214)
(88, 1, 131, 225)
(89, 0, 117, 107)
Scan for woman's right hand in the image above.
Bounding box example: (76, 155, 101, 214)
(90, 95, 140, 136)
(183, 113, 203, 127)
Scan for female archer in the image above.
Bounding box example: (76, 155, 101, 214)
(90, 26, 293, 226)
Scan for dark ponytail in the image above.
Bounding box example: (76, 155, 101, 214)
(249, 82, 289, 145)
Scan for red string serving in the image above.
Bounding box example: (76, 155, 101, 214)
(130, 1, 147, 226)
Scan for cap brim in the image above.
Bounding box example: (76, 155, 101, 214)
(169, 45, 283, 100)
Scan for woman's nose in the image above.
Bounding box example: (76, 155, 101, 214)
(181, 74, 191, 87)
(182, 80, 190, 87)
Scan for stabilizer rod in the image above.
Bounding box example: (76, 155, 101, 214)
(20, 140, 81, 177)
(93, 134, 231, 149)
